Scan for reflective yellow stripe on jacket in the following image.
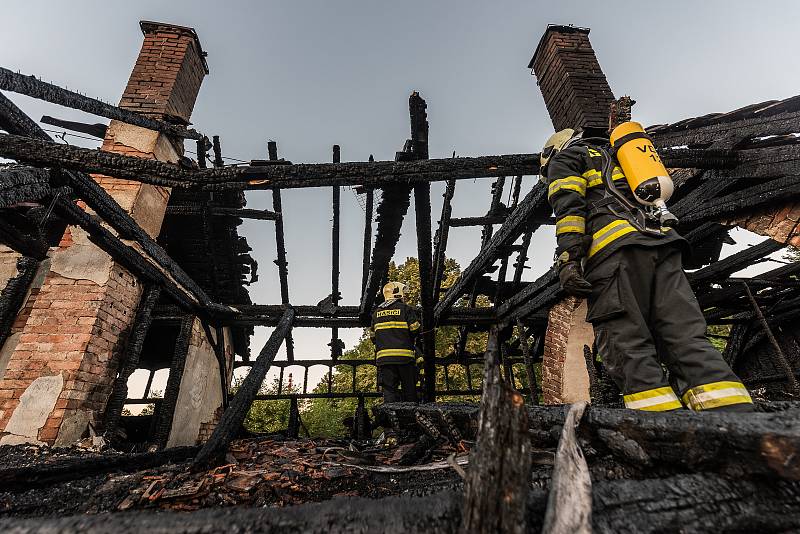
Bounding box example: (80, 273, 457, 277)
(682, 381, 753, 411)
(548, 176, 586, 199)
(584, 167, 625, 188)
(376, 348, 415, 359)
(556, 215, 585, 235)
(587, 219, 638, 258)
(623, 386, 683, 411)
(373, 321, 409, 331)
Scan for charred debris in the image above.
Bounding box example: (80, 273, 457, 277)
(0, 21, 800, 533)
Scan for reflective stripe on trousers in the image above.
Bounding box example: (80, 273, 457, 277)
(623, 386, 683, 411)
(682, 381, 753, 410)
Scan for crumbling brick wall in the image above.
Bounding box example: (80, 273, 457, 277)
(0, 22, 208, 446)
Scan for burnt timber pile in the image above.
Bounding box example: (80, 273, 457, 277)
(0, 20, 800, 533)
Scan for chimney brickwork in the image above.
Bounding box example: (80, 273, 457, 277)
(531, 25, 608, 404)
(529, 25, 615, 133)
(0, 22, 208, 445)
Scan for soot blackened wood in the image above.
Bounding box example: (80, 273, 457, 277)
(102, 284, 161, 435)
(359, 184, 412, 318)
(0, 67, 201, 139)
(7, 474, 800, 533)
(0, 256, 39, 349)
(193, 308, 294, 468)
(380, 402, 800, 480)
(153, 314, 194, 449)
(268, 142, 294, 361)
(436, 182, 549, 321)
(461, 327, 531, 534)
(0, 446, 199, 492)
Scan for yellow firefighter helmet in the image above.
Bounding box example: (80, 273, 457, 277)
(540, 128, 579, 178)
(382, 281, 406, 301)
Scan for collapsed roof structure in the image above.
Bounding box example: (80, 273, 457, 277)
(1, 21, 800, 532)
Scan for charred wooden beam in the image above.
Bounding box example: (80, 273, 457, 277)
(0, 132, 726, 191)
(0, 445, 199, 492)
(377, 402, 800, 480)
(102, 284, 161, 435)
(331, 145, 342, 359)
(268, 142, 294, 361)
(432, 178, 455, 298)
(434, 182, 549, 321)
(742, 281, 800, 394)
(681, 174, 800, 224)
(409, 92, 437, 400)
(650, 96, 800, 149)
(153, 314, 194, 449)
(40, 115, 107, 139)
(0, 67, 201, 139)
(689, 238, 783, 286)
(359, 181, 412, 317)
(164, 205, 278, 220)
(5, 473, 800, 533)
(193, 308, 294, 468)
(0, 256, 39, 350)
(0, 92, 47, 137)
(53, 198, 226, 316)
(361, 171, 375, 294)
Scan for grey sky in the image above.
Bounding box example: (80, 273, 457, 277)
(2, 1, 798, 392)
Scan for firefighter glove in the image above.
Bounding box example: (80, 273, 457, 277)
(558, 261, 592, 297)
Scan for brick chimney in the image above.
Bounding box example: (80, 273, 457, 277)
(530, 25, 614, 404)
(0, 21, 208, 445)
(529, 25, 615, 135)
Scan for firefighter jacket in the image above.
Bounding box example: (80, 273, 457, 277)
(369, 299, 421, 366)
(545, 144, 685, 271)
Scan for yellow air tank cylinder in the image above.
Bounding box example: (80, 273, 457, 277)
(610, 121, 677, 226)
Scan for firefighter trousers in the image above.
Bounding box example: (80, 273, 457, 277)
(377, 363, 418, 403)
(585, 244, 753, 412)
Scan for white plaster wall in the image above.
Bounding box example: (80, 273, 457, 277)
(561, 300, 592, 403)
(166, 319, 224, 447)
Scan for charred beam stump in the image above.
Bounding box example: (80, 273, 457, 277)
(193, 308, 294, 468)
(461, 327, 531, 534)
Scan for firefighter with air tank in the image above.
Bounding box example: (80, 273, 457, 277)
(369, 282, 421, 404)
(540, 122, 753, 412)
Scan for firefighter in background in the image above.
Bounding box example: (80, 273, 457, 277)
(540, 124, 753, 412)
(370, 282, 421, 403)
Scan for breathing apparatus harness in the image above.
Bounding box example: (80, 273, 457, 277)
(547, 128, 674, 238)
(586, 138, 667, 237)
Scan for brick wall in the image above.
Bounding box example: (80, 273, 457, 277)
(541, 297, 591, 404)
(729, 204, 800, 247)
(529, 25, 615, 133)
(0, 22, 208, 446)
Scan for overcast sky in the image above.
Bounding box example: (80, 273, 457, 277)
(2, 1, 798, 394)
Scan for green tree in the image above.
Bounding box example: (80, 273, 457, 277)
(239, 375, 301, 434)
